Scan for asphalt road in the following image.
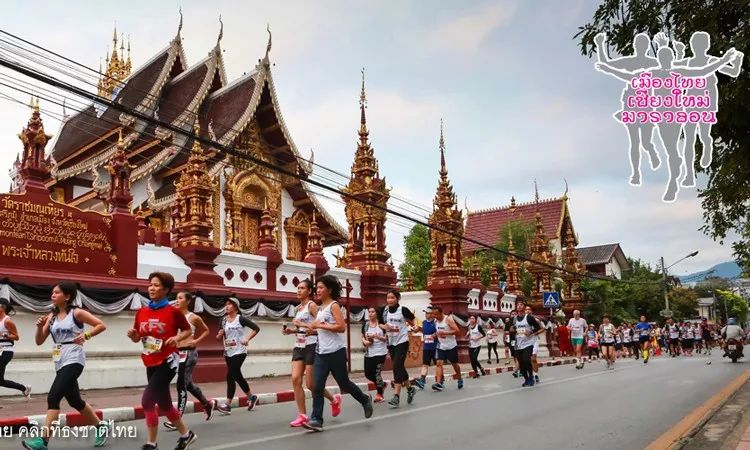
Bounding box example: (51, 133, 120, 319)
(4, 351, 747, 450)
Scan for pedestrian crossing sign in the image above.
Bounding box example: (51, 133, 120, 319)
(543, 291, 560, 308)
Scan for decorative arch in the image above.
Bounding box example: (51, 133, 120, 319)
(223, 169, 280, 254)
(284, 208, 309, 261)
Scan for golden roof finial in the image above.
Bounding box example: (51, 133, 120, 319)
(359, 67, 367, 124)
(534, 179, 539, 205)
(33, 96, 40, 112)
(439, 118, 447, 177)
(265, 24, 272, 59)
(112, 23, 118, 45)
(216, 15, 224, 47)
(562, 177, 569, 200)
(117, 129, 124, 147)
(191, 121, 203, 155)
(177, 7, 183, 37)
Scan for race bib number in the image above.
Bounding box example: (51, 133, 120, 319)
(510, 340, 516, 347)
(423, 334, 434, 344)
(516, 326, 527, 336)
(295, 332, 307, 349)
(52, 344, 62, 362)
(640, 329, 649, 337)
(178, 351, 188, 363)
(389, 325, 399, 336)
(142, 336, 163, 355)
(728, 345, 737, 351)
(224, 338, 238, 350)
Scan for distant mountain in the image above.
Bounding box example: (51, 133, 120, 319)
(678, 261, 742, 283)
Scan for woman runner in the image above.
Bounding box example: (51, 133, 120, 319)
(681, 322, 694, 357)
(486, 322, 500, 364)
(0, 297, 30, 398)
(599, 315, 616, 369)
(466, 316, 486, 378)
(283, 280, 339, 427)
(586, 324, 600, 360)
(304, 275, 373, 432)
(126, 273, 196, 450)
(215, 298, 260, 414)
(22, 282, 109, 450)
(362, 307, 388, 402)
(380, 290, 417, 408)
(614, 326, 623, 359)
(164, 292, 215, 431)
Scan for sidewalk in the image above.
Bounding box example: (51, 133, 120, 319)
(0, 356, 585, 429)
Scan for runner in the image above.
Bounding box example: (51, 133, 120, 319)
(614, 325, 623, 359)
(126, 273, 196, 450)
(361, 306, 388, 403)
(694, 321, 704, 354)
(486, 321, 500, 364)
(22, 282, 109, 450)
(666, 318, 680, 357)
(380, 289, 417, 407)
(681, 322, 694, 357)
(503, 317, 512, 361)
(0, 297, 30, 398)
(414, 306, 437, 390)
(525, 306, 541, 383)
(508, 311, 521, 377)
(702, 318, 713, 355)
(634, 315, 652, 363)
(599, 315, 616, 369)
(283, 279, 339, 427)
(304, 275, 373, 432)
(466, 315, 486, 378)
(586, 324, 600, 360)
(567, 310, 587, 369)
(513, 300, 543, 387)
(621, 322, 633, 358)
(215, 298, 260, 415)
(164, 292, 215, 431)
(432, 305, 464, 391)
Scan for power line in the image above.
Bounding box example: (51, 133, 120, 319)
(0, 33, 660, 286)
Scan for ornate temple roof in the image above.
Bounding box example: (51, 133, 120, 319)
(46, 23, 346, 246)
(463, 194, 575, 255)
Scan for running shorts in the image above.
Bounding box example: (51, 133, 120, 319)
(669, 338, 679, 346)
(437, 347, 458, 364)
(601, 341, 614, 347)
(422, 347, 437, 366)
(638, 336, 650, 344)
(614, 343, 622, 351)
(681, 339, 693, 349)
(292, 343, 316, 365)
(571, 338, 584, 346)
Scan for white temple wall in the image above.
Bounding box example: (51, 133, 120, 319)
(137, 243, 190, 282)
(325, 267, 362, 299)
(276, 260, 316, 293)
(400, 291, 432, 322)
(213, 250, 268, 290)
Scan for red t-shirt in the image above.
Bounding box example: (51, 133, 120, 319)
(134, 305, 190, 367)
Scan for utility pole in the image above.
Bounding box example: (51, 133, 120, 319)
(661, 256, 670, 316)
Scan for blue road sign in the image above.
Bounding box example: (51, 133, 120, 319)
(543, 291, 561, 308)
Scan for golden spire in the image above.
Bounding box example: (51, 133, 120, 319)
(265, 24, 273, 59)
(359, 67, 368, 137)
(216, 16, 224, 47)
(98, 23, 132, 99)
(439, 118, 447, 179)
(191, 121, 203, 156)
(177, 8, 183, 37)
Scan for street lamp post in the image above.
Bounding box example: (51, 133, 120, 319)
(660, 251, 699, 317)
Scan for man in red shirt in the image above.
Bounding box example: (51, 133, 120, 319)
(127, 272, 196, 450)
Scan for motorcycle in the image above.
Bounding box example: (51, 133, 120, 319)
(725, 338, 744, 363)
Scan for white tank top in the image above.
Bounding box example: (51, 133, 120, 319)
(316, 302, 345, 355)
(222, 315, 247, 357)
(0, 316, 13, 352)
(469, 324, 483, 348)
(514, 314, 536, 349)
(487, 329, 498, 344)
(436, 317, 457, 350)
(364, 321, 387, 357)
(384, 305, 409, 346)
(185, 312, 197, 336)
(50, 311, 86, 371)
(294, 301, 318, 348)
(601, 323, 615, 343)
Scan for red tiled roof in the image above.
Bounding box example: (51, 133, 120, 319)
(464, 198, 564, 254)
(53, 51, 172, 162)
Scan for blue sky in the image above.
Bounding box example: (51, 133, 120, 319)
(0, 0, 738, 276)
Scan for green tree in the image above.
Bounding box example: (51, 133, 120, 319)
(693, 278, 731, 298)
(669, 287, 699, 321)
(398, 224, 430, 290)
(576, 1, 750, 271)
(716, 289, 749, 324)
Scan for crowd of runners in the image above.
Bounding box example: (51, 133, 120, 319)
(0, 272, 745, 450)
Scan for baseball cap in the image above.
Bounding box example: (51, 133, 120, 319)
(423, 306, 434, 313)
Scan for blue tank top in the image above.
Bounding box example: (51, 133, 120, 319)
(422, 319, 437, 350)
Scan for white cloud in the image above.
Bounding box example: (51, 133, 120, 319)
(426, 1, 517, 55)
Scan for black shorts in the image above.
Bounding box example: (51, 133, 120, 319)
(681, 340, 693, 349)
(422, 347, 437, 366)
(601, 341, 614, 347)
(437, 347, 458, 364)
(292, 343, 316, 365)
(638, 336, 650, 344)
(614, 343, 623, 350)
(670, 338, 680, 345)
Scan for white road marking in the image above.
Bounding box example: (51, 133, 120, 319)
(201, 365, 636, 450)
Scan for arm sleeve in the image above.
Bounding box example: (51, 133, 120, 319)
(402, 307, 415, 321)
(239, 316, 260, 332)
(527, 316, 540, 332)
(478, 325, 486, 336)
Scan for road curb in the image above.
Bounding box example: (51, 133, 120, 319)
(0, 357, 592, 430)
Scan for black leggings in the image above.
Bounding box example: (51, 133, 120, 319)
(487, 342, 499, 361)
(177, 350, 209, 414)
(225, 354, 250, 399)
(469, 347, 484, 375)
(388, 342, 410, 384)
(47, 363, 86, 410)
(364, 354, 386, 395)
(143, 361, 177, 413)
(0, 351, 25, 393)
(517, 346, 534, 380)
